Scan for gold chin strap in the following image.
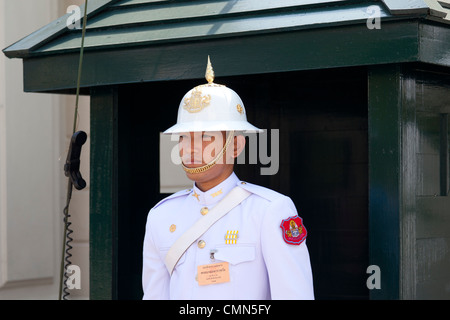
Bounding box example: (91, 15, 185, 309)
(182, 131, 235, 174)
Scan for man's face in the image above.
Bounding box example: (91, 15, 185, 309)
(178, 131, 234, 185)
(178, 131, 226, 167)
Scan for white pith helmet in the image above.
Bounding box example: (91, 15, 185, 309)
(163, 56, 263, 134)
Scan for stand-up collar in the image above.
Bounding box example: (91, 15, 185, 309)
(190, 172, 239, 206)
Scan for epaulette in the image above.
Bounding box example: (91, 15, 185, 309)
(236, 181, 284, 202)
(153, 188, 192, 209)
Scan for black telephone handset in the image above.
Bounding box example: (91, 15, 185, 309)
(64, 131, 87, 190)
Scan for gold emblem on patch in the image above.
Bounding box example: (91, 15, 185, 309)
(184, 87, 211, 113)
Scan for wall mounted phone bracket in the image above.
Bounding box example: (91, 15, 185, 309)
(64, 131, 87, 190)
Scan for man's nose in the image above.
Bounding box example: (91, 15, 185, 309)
(190, 133, 203, 152)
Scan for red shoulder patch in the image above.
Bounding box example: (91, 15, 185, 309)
(280, 216, 307, 245)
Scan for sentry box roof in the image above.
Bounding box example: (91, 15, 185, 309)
(3, 0, 450, 93)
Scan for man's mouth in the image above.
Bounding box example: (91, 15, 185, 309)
(181, 156, 204, 167)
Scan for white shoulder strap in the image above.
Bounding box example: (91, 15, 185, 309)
(164, 186, 251, 275)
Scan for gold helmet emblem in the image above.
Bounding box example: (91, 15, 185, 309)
(183, 87, 211, 113)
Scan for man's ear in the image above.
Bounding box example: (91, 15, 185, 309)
(232, 135, 246, 158)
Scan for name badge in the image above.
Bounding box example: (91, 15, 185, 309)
(197, 262, 230, 286)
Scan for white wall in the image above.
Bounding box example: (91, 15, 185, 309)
(0, 0, 89, 300)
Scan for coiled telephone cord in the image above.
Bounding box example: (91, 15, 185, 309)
(59, 0, 88, 300)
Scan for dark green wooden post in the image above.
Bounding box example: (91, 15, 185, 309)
(398, 69, 418, 300)
(368, 65, 402, 299)
(89, 86, 119, 300)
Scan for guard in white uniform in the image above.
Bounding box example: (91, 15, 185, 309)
(142, 57, 314, 300)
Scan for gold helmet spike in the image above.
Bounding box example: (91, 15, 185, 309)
(205, 55, 215, 84)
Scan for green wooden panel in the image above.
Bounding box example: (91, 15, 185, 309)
(413, 69, 450, 299)
(36, 3, 390, 54)
(89, 86, 119, 300)
(88, 0, 348, 30)
(113, 0, 347, 8)
(415, 92, 450, 299)
(22, 21, 420, 93)
(416, 237, 450, 299)
(368, 65, 401, 300)
(415, 69, 450, 115)
(416, 197, 450, 238)
(4, 0, 400, 59)
(419, 23, 450, 68)
(113, 0, 170, 6)
(416, 112, 441, 196)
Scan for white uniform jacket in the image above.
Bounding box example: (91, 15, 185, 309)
(142, 172, 314, 300)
